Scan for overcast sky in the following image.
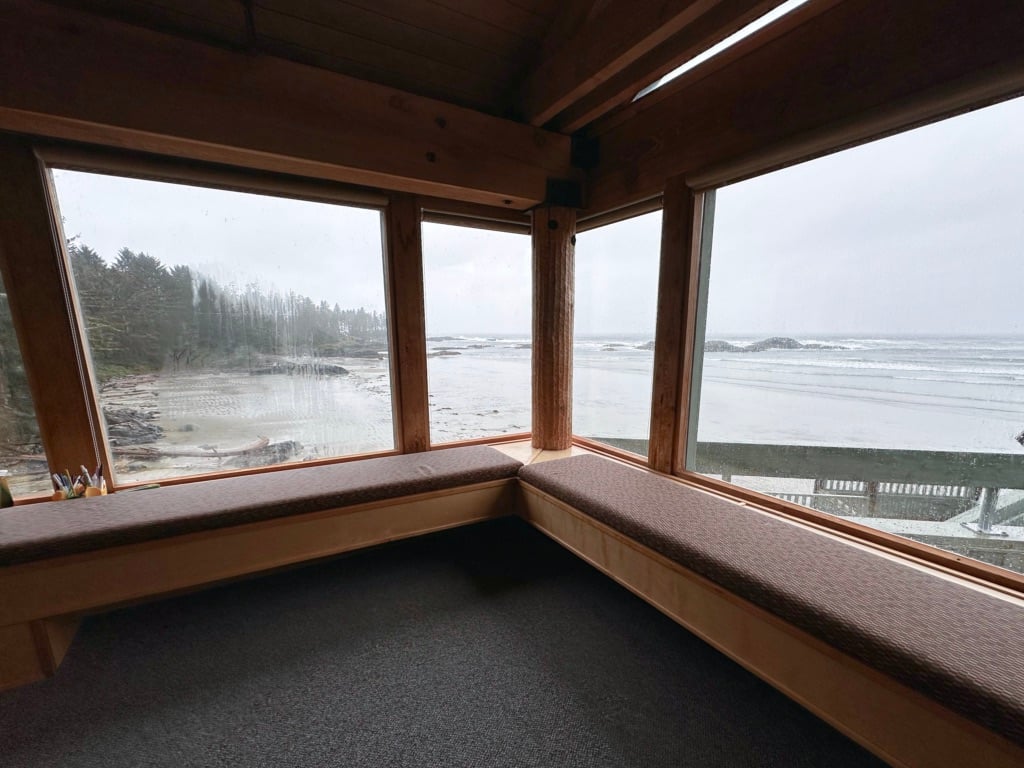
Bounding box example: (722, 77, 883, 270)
(707, 93, 1024, 337)
(51, 92, 1023, 339)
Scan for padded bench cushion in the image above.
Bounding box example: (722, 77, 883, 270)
(0, 446, 522, 567)
(520, 454, 1024, 747)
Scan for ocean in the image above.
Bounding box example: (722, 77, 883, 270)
(82, 333, 1024, 479)
(694, 336, 1024, 454)
(9, 334, 1024, 494)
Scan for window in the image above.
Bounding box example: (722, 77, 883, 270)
(0, 270, 49, 497)
(574, 211, 662, 457)
(422, 222, 531, 443)
(687, 96, 1024, 575)
(50, 169, 394, 485)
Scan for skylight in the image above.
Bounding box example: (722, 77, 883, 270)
(633, 0, 810, 102)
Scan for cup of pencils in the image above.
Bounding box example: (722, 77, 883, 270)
(51, 465, 106, 500)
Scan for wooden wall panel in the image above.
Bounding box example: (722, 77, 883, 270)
(589, 0, 1024, 211)
(531, 206, 576, 450)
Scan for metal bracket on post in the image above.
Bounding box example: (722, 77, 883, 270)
(960, 487, 1010, 537)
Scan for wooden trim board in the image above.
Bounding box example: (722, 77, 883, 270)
(0, 479, 519, 688)
(519, 483, 1024, 768)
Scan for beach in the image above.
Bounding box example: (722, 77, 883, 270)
(7, 334, 1023, 495)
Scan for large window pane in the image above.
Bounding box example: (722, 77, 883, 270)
(574, 212, 661, 456)
(51, 169, 394, 484)
(422, 223, 531, 443)
(0, 270, 49, 497)
(688, 96, 1024, 575)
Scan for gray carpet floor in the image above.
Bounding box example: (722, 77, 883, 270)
(0, 517, 884, 767)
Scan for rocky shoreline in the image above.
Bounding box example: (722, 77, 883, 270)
(704, 336, 847, 353)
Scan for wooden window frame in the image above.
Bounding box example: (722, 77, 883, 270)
(14, 142, 427, 493)
(419, 213, 533, 449)
(627, 103, 1024, 596)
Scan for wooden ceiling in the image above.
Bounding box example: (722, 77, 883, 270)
(5, 0, 1023, 213)
(42, 0, 784, 130)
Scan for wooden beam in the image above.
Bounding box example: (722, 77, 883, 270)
(419, 196, 531, 235)
(588, 0, 1024, 211)
(384, 193, 430, 453)
(0, 136, 106, 484)
(551, 0, 783, 133)
(532, 207, 576, 450)
(677, 190, 714, 473)
(0, 0, 571, 210)
(520, 0, 733, 127)
(647, 177, 697, 473)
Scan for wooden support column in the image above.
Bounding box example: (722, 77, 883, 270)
(0, 135, 103, 480)
(532, 206, 576, 450)
(648, 176, 700, 473)
(384, 193, 430, 453)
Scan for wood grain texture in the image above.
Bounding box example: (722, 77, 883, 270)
(551, 0, 783, 132)
(0, 0, 571, 209)
(523, 0, 783, 129)
(39, 143, 389, 208)
(675, 189, 711, 473)
(531, 207, 576, 450)
(647, 177, 693, 473)
(588, 0, 1024, 211)
(384, 193, 430, 453)
(0, 622, 47, 690)
(0, 481, 520, 629)
(420, 196, 531, 235)
(0, 136, 104, 481)
(251, 3, 498, 113)
(520, 485, 1024, 768)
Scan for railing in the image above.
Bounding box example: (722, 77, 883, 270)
(588, 437, 1024, 572)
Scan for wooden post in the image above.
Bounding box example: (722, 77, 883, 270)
(677, 190, 715, 475)
(0, 136, 104, 482)
(648, 176, 698, 473)
(532, 206, 575, 450)
(383, 193, 430, 453)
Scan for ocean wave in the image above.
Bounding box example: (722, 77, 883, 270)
(707, 356, 1024, 377)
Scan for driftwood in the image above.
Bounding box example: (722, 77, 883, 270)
(113, 436, 270, 459)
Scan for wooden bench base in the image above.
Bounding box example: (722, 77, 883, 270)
(0, 478, 519, 690)
(520, 482, 1024, 768)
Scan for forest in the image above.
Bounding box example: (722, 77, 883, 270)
(0, 240, 389, 458)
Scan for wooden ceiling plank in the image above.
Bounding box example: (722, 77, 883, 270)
(427, 0, 552, 41)
(253, 6, 498, 110)
(255, 0, 513, 81)
(240, 33, 494, 116)
(552, 0, 784, 133)
(519, 0, 737, 127)
(588, 0, 1024, 213)
(0, 0, 571, 209)
(133, 0, 246, 28)
(337, 0, 539, 59)
(524, 0, 749, 128)
(48, 0, 247, 43)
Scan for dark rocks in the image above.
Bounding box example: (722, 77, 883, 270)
(250, 361, 349, 376)
(704, 337, 847, 353)
(104, 406, 164, 446)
